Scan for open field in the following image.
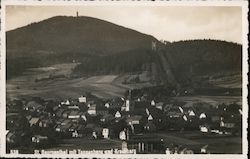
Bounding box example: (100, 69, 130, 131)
(7, 63, 137, 100)
(171, 96, 242, 107)
(7, 63, 159, 100)
(7, 64, 242, 105)
(153, 131, 242, 154)
(7, 74, 125, 100)
(45, 138, 123, 151)
(208, 73, 242, 88)
(42, 131, 241, 154)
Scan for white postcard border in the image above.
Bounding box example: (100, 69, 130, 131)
(0, 0, 248, 158)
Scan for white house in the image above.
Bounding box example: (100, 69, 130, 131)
(199, 113, 206, 119)
(88, 104, 96, 115)
(165, 148, 171, 154)
(119, 130, 126, 140)
(188, 110, 195, 116)
(115, 111, 122, 118)
(200, 125, 209, 133)
(105, 103, 110, 108)
(61, 100, 70, 105)
(102, 128, 109, 139)
(31, 135, 48, 143)
(72, 130, 79, 138)
(148, 114, 153, 121)
(78, 96, 87, 103)
(201, 145, 208, 153)
(151, 100, 156, 106)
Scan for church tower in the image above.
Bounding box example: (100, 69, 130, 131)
(76, 11, 79, 17)
(125, 90, 132, 112)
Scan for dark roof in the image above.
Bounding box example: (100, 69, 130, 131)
(126, 115, 143, 123)
(147, 107, 164, 119)
(134, 101, 150, 110)
(222, 116, 238, 123)
(25, 101, 43, 110)
(96, 105, 108, 111)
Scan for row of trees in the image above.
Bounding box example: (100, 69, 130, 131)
(73, 49, 158, 76)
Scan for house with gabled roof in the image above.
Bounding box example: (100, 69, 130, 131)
(148, 114, 153, 121)
(115, 111, 122, 118)
(102, 128, 110, 139)
(199, 113, 207, 119)
(79, 96, 87, 103)
(200, 124, 210, 133)
(188, 110, 196, 116)
(151, 100, 156, 106)
(61, 99, 70, 105)
(87, 104, 96, 115)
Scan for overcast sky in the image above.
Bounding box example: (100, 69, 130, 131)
(5, 5, 242, 44)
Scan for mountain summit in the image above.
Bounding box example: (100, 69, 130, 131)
(7, 16, 157, 57)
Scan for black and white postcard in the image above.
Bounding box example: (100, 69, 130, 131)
(0, 0, 248, 158)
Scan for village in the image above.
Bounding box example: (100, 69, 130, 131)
(6, 88, 242, 154)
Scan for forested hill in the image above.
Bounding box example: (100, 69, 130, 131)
(161, 40, 242, 85)
(72, 40, 242, 87)
(6, 16, 160, 79)
(7, 16, 157, 58)
(6, 16, 242, 88)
